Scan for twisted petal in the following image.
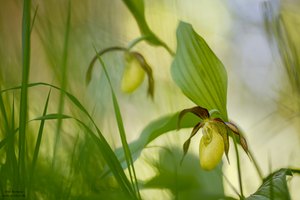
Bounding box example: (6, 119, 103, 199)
(180, 122, 204, 164)
(211, 118, 230, 163)
(225, 121, 249, 155)
(131, 52, 154, 98)
(178, 106, 209, 129)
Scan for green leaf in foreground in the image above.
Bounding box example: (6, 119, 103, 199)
(246, 168, 293, 200)
(115, 112, 199, 163)
(1, 82, 137, 199)
(171, 21, 228, 121)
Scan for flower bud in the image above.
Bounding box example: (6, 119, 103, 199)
(121, 52, 145, 93)
(199, 122, 224, 170)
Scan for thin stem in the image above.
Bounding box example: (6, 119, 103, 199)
(232, 133, 244, 199)
(52, 0, 71, 168)
(161, 41, 175, 56)
(128, 35, 175, 56)
(30, 5, 39, 34)
(128, 36, 150, 50)
(86, 46, 128, 85)
(219, 171, 241, 198)
(249, 149, 264, 180)
(95, 48, 141, 199)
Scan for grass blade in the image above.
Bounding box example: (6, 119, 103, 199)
(30, 113, 137, 199)
(53, 0, 71, 167)
(18, 0, 31, 190)
(0, 94, 18, 190)
(1, 83, 138, 199)
(27, 90, 51, 198)
(95, 51, 141, 199)
(30, 89, 51, 181)
(0, 93, 9, 132)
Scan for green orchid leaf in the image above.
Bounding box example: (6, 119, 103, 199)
(115, 111, 199, 165)
(171, 21, 228, 121)
(246, 168, 293, 200)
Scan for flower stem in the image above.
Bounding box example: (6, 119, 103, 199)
(232, 133, 244, 199)
(86, 46, 128, 85)
(127, 36, 150, 50)
(249, 149, 264, 180)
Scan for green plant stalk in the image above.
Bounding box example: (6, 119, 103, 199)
(28, 90, 51, 196)
(65, 134, 80, 198)
(18, 0, 31, 190)
(249, 149, 264, 180)
(232, 133, 244, 199)
(111, 90, 141, 199)
(0, 93, 9, 133)
(121, 0, 174, 56)
(221, 171, 241, 198)
(10, 96, 18, 187)
(30, 5, 39, 34)
(96, 51, 141, 199)
(1, 95, 18, 188)
(52, 0, 71, 168)
(128, 36, 150, 50)
(86, 46, 127, 85)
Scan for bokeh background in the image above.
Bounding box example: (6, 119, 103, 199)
(0, 0, 299, 199)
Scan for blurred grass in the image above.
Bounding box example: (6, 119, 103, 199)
(18, 0, 31, 191)
(263, 1, 300, 117)
(52, 0, 71, 169)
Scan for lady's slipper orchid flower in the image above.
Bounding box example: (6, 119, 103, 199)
(121, 52, 153, 97)
(86, 47, 154, 98)
(121, 52, 145, 93)
(178, 106, 248, 170)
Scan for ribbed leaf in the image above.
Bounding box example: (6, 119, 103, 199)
(115, 111, 199, 164)
(171, 21, 228, 121)
(246, 169, 292, 200)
